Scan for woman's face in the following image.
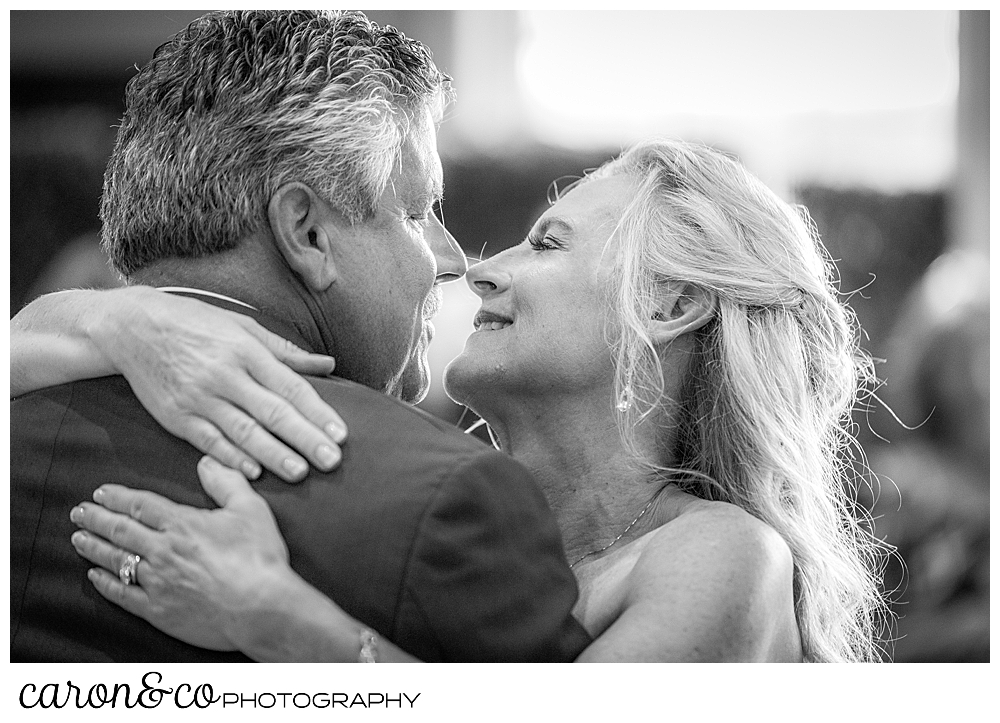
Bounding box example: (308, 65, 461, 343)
(444, 174, 637, 409)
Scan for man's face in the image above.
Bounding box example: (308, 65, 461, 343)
(323, 109, 466, 403)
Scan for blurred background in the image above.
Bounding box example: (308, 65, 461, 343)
(9, 10, 989, 661)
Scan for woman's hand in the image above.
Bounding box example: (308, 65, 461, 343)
(71, 457, 419, 662)
(70, 457, 297, 653)
(95, 289, 349, 481)
(14, 287, 348, 482)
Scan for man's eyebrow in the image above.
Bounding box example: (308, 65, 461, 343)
(412, 181, 444, 210)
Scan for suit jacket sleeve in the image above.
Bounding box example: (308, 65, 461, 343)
(391, 449, 592, 662)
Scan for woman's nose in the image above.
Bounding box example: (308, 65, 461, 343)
(466, 254, 511, 298)
(427, 214, 467, 284)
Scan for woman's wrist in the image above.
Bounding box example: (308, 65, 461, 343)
(229, 567, 364, 662)
(229, 567, 417, 662)
(83, 286, 159, 373)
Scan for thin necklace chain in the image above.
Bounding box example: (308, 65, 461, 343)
(569, 496, 657, 569)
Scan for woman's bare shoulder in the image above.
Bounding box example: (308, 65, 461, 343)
(641, 493, 792, 577)
(617, 493, 801, 661)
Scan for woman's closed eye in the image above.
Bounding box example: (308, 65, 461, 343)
(527, 233, 565, 251)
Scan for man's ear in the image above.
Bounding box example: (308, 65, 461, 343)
(268, 182, 341, 292)
(649, 282, 716, 345)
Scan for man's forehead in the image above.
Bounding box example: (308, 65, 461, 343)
(387, 162, 442, 211)
(393, 122, 443, 205)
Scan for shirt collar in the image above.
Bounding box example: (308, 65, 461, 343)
(155, 286, 258, 311)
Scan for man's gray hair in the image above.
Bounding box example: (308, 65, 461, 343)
(101, 10, 453, 276)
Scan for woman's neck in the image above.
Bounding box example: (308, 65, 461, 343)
(485, 390, 670, 567)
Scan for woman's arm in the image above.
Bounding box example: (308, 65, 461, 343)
(71, 467, 799, 662)
(12, 287, 347, 482)
(71, 457, 417, 662)
(12, 289, 121, 396)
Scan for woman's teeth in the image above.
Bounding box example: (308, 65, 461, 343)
(478, 321, 512, 331)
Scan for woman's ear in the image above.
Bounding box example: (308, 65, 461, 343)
(268, 182, 340, 292)
(650, 282, 716, 345)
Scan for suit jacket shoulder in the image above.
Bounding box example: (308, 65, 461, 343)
(260, 375, 592, 661)
(11, 374, 591, 661)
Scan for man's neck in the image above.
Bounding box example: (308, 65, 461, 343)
(129, 242, 329, 355)
(131, 251, 262, 306)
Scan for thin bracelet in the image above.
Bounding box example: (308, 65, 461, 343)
(358, 628, 379, 663)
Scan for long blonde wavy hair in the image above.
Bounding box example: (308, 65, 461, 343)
(582, 139, 888, 662)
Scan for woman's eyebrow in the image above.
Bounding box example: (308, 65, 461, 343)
(536, 216, 574, 236)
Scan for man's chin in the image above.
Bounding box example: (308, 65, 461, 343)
(390, 360, 431, 405)
(399, 381, 429, 405)
(390, 325, 435, 404)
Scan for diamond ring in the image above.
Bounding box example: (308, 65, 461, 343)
(118, 553, 141, 586)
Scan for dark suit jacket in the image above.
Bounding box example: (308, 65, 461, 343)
(10, 296, 591, 662)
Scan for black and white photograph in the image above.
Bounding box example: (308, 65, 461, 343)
(7, 6, 990, 716)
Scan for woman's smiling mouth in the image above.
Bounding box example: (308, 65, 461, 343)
(473, 310, 513, 332)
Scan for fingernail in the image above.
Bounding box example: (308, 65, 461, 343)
(241, 460, 262, 479)
(93, 488, 105, 502)
(87, 568, 99, 582)
(283, 457, 308, 479)
(325, 422, 347, 444)
(71, 531, 87, 547)
(70, 506, 84, 523)
(316, 444, 341, 470)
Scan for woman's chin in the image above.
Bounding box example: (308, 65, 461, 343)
(443, 352, 500, 410)
(442, 356, 473, 407)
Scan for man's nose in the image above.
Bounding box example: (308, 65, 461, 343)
(428, 214, 467, 284)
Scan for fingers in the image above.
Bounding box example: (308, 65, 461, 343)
(70, 500, 165, 558)
(237, 318, 337, 377)
(71, 526, 142, 582)
(245, 356, 348, 445)
(89, 484, 180, 529)
(85, 567, 153, 621)
(70, 509, 154, 619)
(180, 416, 263, 480)
(189, 364, 348, 483)
(70, 503, 152, 557)
(197, 398, 315, 482)
(225, 368, 348, 480)
(197, 456, 256, 508)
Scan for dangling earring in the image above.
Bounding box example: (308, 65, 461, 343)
(616, 385, 634, 412)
